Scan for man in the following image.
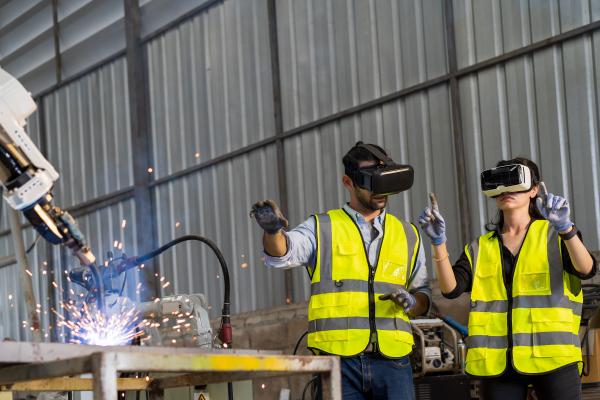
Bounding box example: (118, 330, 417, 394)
(251, 142, 431, 399)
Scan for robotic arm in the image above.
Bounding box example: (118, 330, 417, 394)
(0, 67, 102, 308)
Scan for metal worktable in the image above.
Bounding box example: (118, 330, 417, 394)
(0, 342, 341, 399)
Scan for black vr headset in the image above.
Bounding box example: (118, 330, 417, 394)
(345, 143, 414, 196)
(480, 163, 533, 197)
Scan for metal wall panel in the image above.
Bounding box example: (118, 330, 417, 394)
(276, 0, 448, 130)
(453, 0, 600, 69)
(0, 0, 55, 96)
(152, 145, 285, 316)
(139, 0, 217, 39)
(43, 58, 133, 209)
(57, 0, 126, 81)
(459, 35, 600, 250)
(283, 86, 462, 301)
(145, 0, 275, 179)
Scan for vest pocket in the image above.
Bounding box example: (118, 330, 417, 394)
(310, 293, 351, 342)
(310, 292, 351, 311)
(336, 242, 359, 256)
(515, 266, 550, 295)
(313, 329, 350, 342)
(466, 313, 490, 361)
(530, 308, 574, 357)
(380, 259, 407, 283)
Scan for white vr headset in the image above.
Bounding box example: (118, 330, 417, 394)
(480, 164, 533, 198)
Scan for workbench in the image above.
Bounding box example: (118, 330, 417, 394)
(0, 342, 341, 399)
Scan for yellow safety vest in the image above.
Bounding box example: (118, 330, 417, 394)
(307, 208, 420, 357)
(465, 219, 583, 376)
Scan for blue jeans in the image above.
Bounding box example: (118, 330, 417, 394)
(340, 353, 415, 400)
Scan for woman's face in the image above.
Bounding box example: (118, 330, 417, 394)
(495, 185, 539, 212)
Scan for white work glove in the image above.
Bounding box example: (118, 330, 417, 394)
(535, 182, 573, 233)
(379, 288, 416, 313)
(250, 200, 288, 234)
(418, 193, 446, 246)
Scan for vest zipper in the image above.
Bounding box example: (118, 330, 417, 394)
(368, 265, 376, 338)
(499, 239, 514, 352)
(498, 222, 532, 369)
(341, 208, 385, 351)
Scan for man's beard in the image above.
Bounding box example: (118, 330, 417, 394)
(356, 190, 387, 211)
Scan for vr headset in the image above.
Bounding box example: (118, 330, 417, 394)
(346, 144, 414, 195)
(480, 164, 533, 197)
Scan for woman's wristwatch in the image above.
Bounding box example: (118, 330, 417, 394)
(558, 225, 578, 241)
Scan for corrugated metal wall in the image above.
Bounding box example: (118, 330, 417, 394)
(146, 0, 275, 178)
(1, 0, 600, 342)
(277, 0, 448, 129)
(0, 0, 219, 96)
(152, 146, 285, 314)
(456, 1, 600, 246)
(43, 57, 133, 208)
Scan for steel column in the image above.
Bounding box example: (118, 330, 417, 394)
(267, 0, 294, 304)
(443, 0, 472, 243)
(124, 0, 160, 301)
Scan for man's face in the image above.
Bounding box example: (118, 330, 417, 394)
(352, 160, 388, 211)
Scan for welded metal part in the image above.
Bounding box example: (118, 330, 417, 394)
(0, 342, 342, 399)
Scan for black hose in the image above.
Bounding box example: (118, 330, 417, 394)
(127, 235, 230, 317)
(121, 235, 232, 344)
(293, 330, 309, 355)
(25, 234, 40, 254)
(302, 376, 319, 400)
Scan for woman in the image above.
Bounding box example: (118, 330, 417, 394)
(419, 157, 596, 400)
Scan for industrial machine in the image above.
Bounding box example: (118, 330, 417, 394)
(410, 318, 462, 377)
(0, 67, 240, 400)
(138, 293, 213, 348)
(0, 67, 105, 309)
(0, 67, 232, 349)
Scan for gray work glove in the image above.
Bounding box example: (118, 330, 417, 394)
(249, 199, 288, 234)
(379, 288, 416, 313)
(418, 193, 447, 245)
(535, 182, 573, 233)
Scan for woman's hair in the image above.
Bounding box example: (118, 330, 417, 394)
(485, 157, 545, 232)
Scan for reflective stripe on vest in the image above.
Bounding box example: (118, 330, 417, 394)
(465, 220, 583, 376)
(307, 209, 419, 357)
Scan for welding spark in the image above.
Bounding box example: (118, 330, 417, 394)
(55, 299, 144, 346)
